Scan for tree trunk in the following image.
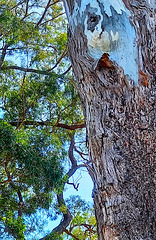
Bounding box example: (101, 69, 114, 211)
(63, 0, 156, 239)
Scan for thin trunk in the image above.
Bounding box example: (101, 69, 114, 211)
(63, 0, 156, 239)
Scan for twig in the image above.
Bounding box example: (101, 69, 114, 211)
(62, 65, 72, 76)
(47, 47, 68, 72)
(40, 12, 65, 26)
(21, 0, 29, 20)
(64, 229, 80, 240)
(36, 0, 52, 28)
(67, 180, 79, 191)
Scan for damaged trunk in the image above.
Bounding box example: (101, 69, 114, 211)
(63, 0, 156, 239)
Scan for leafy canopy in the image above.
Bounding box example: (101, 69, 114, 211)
(0, 0, 96, 239)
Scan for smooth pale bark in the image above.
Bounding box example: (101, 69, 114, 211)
(63, 0, 155, 239)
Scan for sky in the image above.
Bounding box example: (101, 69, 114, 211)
(64, 168, 93, 201)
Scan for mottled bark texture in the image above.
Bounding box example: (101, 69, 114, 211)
(63, 0, 156, 239)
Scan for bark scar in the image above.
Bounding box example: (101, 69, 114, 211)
(139, 70, 149, 87)
(87, 12, 101, 32)
(99, 53, 115, 69)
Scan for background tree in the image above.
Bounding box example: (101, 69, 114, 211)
(63, 0, 155, 239)
(0, 1, 96, 239)
(58, 195, 97, 240)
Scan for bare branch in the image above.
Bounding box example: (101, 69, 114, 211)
(82, 223, 96, 233)
(67, 180, 79, 191)
(66, 135, 87, 179)
(66, 164, 86, 180)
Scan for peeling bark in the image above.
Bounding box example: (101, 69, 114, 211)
(63, 0, 156, 239)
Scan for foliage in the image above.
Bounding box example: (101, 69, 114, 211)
(0, 0, 96, 239)
(62, 196, 97, 240)
(0, 120, 64, 238)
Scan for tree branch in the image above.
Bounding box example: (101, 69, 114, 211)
(82, 223, 96, 233)
(49, 0, 61, 7)
(39, 12, 65, 26)
(0, 178, 12, 185)
(66, 135, 87, 187)
(67, 180, 79, 191)
(3, 159, 24, 217)
(9, 120, 86, 130)
(62, 65, 72, 76)
(74, 146, 88, 161)
(40, 165, 86, 239)
(10, 1, 25, 10)
(21, 0, 29, 20)
(68, 135, 77, 166)
(40, 193, 72, 240)
(66, 164, 86, 180)
(36, 0, 52, 28)
(0, 65, 55, 75)
(47, 47, 68, 72)
(0, 64, 71, 76)
(16, 73, 26, 130)
(70, 223, 96, 234)
(17, 189, 24, 217)
(39, 136, 87, 240)
(0, 44, 10, 66)
(64, 229, 80, 240)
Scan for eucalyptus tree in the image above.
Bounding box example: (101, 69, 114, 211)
(63, 0, 155, 239)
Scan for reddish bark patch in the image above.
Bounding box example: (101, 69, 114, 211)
(122, 0, 130, 10)
(139, 70, 149, 87)
(99, 53, 115, 69)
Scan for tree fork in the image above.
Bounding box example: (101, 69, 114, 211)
(63, 0, 156, 239)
